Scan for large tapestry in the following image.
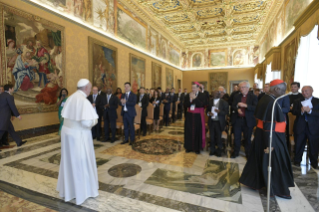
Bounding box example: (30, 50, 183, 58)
(129, 54, 145, 93)
(0, 4, 65, 114)
(115, 4, 147, 50)
(284, 40, 296, 92)
(209, 49, 227, 67)
(151, 62, 162, 89)
(165, 68, 173, 89)
(88, 37, 117, 92)
(209, 72, 228, 92)
(284, 0, 312, 36)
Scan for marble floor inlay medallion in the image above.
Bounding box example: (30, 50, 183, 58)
(145, 160, 241, 204)
(108, 163, 142, 178)
(132, 138, 183, 155)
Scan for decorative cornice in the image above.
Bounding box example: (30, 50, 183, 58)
(294, 0, 319, 29)
(265, 46, 281, 58)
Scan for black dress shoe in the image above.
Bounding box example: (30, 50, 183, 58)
(121, 140, 129, 145)
(93, 137, 97, 140)
(230, 153, 238, 158)
(195, 151, 200, 154)
(186, 149, 191, 153)
(276, 195, 292, 199)
(17, 141, 27, 147)
(209, 151, 215, 156)
(215, 152, 222, 157)
(111, 140, 116, 143)
(97, 137, 101, 141)
(3, 143, 9, 146)
(294, 162, 300, 167)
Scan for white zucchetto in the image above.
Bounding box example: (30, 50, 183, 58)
(77, 79, 90, 87)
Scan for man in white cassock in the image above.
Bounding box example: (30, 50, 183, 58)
(57, 79, 99, 205)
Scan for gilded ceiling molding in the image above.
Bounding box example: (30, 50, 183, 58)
(171, 25, 196, 34)
(200, 21, 226, 30)
(294, 0, 319, 30)
(232, 15, 260, 26)
(256, 0, 284, 44)
(150, 0, 183, 14)
(204, 30, 227, 38)
(232, 1, 266, 15)
(196, 8, 225, 20)
(232, 25, 256, 35)
(188, 0, 222, 8)
(163, 13, 191, 25)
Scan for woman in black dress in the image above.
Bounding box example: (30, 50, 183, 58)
(150, 89, 161, 131)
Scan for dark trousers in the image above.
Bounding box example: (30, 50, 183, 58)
(209, 120, 222, 153)
(0, 131, 8, 145)
(171, 105, 176, 122)
(184, 106, 187, 119)
(294, 123, 319, 167)
(233, 117, 253, 156)
(91, 115, 101, 138)
(0, 122, 22, 145)
(104, 112, 116, 141)
(177, 104, 182, 119)
(164, 108, 170, 126)
(123, 113, 135, 142)
(141, 115, 147, 135)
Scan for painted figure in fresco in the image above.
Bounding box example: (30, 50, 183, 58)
(74, 0, 84, 18)
(193, 54, 201, 67)
(27, 40, 36, 57)
(12, 46, 38, 92)
(6, 39, 18, 82)
(35, 70, 60, 104)
(33, 40, 51, 87)
(233, 50, 244, 66)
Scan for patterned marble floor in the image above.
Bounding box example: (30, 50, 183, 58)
(0, 120, 318, 212)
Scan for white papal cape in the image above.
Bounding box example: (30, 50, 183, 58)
(57, 90, 99, 205)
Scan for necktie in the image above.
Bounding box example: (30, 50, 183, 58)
(107, 95, 110, 104)
(126, 93, 128, 100)
(140, 95, 143, 102)
(93, 95, 96, 103)
(305, 113, 308, 122)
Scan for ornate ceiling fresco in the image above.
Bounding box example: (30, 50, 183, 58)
(125, 0, 280, 50)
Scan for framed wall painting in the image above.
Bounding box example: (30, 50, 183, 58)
(129, 53, 145, 93)
(209, 72, 228, 92)
(88, 37, 117, 93)
(0, 3, 65, 114)
(151, 62, 162, 89)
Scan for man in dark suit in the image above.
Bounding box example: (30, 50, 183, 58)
(200, 84, 210, 106)
(137, 87, 149, 136)
(163, 88, 171, 126)
(0, 85, 8, 147)
(289, 82, 303, 109)
(0, 84, 27, 148)
(231, 81, 258, 158)
(170, 88, 178, 123)
(258, 83, 269, 101)
(181, 88, 188, 118)
(207, 91, 229, 157)
(100, 87, 119, 143)
(120, 82, 137, 145)
(157, 87, 165, 101)
(249, 83, 258, 95)
(176, 88, 183, 120)
(292, 86, 319, 169)
(87, 86, 103, 141)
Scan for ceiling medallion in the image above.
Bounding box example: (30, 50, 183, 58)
(196, 8, 225, 20)
(172, 24, 196, 34)
(204, 29, 227, 38)
(200, 21, 226, 31)
(232, 1, 266, 15)
(179, 33, 201, 40)
(151, 0, 183, 14)
(232, 25, 256, 35)
(188, 0, 222, 8)
(163, 13, 190, 25)
(232, 15, 259, 26)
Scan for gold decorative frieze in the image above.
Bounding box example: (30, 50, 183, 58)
(232, 26, 256, 35)
(232, 34, 254, 40)
(207, 37, 226, 43)
(179, 33, 201, 40)
(204, 29, 227, 38)
(163, 13, 191, 25)
(232, 15, 259, 26)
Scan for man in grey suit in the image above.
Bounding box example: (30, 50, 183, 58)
(207, 90, 229, 157)
(0, 84, 27, 148)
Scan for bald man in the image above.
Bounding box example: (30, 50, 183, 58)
(87, 86, 103, 141)
(292, 86, 319, 169)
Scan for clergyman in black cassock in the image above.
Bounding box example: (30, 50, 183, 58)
(239, 79, 294, 199)
(184, 83, 206, 154)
